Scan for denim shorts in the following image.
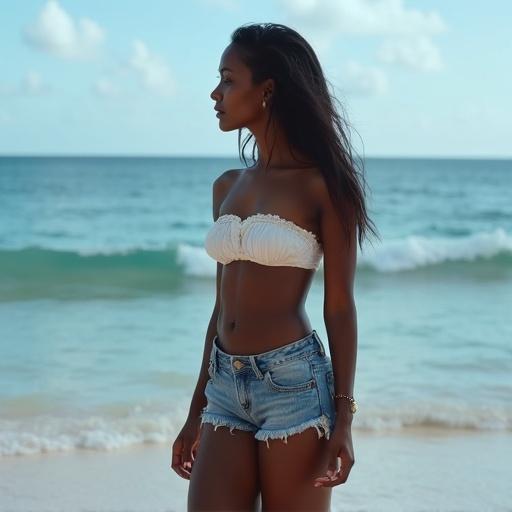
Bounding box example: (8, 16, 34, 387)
(199, 329, 336, 449)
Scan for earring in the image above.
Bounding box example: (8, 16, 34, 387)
(262, 99, 267, 108)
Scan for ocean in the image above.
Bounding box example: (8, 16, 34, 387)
(1, 156, 511, 511)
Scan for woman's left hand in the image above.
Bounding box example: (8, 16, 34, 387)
(313, 422, 355, 487)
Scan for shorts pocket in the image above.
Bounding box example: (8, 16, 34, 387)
(264, 358, 316, 393)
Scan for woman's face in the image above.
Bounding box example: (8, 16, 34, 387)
(210, 43, 271, 131)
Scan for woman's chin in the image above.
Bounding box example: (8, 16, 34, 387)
(218, 119, 238, 132)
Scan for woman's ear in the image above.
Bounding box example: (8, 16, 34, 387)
(263, 78, 274, 97)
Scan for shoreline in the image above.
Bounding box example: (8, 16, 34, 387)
(1, 430, 510, 512)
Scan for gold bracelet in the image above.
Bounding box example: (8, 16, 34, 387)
(333, 394, 358, 414)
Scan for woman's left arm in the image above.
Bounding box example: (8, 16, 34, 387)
(312, 175, 358, 487)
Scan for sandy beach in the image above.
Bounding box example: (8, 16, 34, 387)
(1, 429, 511, 512)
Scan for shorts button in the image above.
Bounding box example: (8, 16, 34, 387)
(233, 360, 244, 369)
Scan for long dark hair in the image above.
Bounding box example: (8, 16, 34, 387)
(230, 22, 379, 251)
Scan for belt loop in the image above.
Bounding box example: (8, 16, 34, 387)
(313, 330, 325, 356)
(249, 355, 264, 379)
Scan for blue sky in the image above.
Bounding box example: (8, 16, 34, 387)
(0, 0, 510, 158)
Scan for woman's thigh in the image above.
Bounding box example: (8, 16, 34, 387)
(188, 423, 261, 511)
(250, 349, 336, 510)
(258, 427, 332, 511)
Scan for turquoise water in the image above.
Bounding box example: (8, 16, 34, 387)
(0, 156, 511, 456)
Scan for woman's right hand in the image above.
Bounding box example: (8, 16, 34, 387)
(171, 415, 202, 480)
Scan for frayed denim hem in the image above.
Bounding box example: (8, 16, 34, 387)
(255, 414, 332, 449)
(200, 411, 258, 435)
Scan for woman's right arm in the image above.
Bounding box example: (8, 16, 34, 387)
(186, 262, 222, 421)
(186, 169, 238, 422)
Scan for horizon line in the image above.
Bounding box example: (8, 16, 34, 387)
(0, 154, 511, 161)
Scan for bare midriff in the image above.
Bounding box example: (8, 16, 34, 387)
(216, 260, 317, 355)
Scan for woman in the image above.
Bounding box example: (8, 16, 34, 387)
(172, 22, 378, 511)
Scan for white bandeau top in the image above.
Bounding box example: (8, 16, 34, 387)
(204, 213, 323, 270)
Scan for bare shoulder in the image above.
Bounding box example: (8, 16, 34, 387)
(306, 167, 328, 201)
(212, 168, 243, 220)
(296, 166, 330, 217)
(213, 168, 245, 195)
(215, 168, 243, 186)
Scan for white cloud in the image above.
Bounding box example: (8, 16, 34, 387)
(343, 61, 388, 96)
(377, 36, 443, 72)
(128, 39, 175, 97)
(280, 0, 447, 37)
(279, 0, 448, 88)
(23, 0, 105, 61)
